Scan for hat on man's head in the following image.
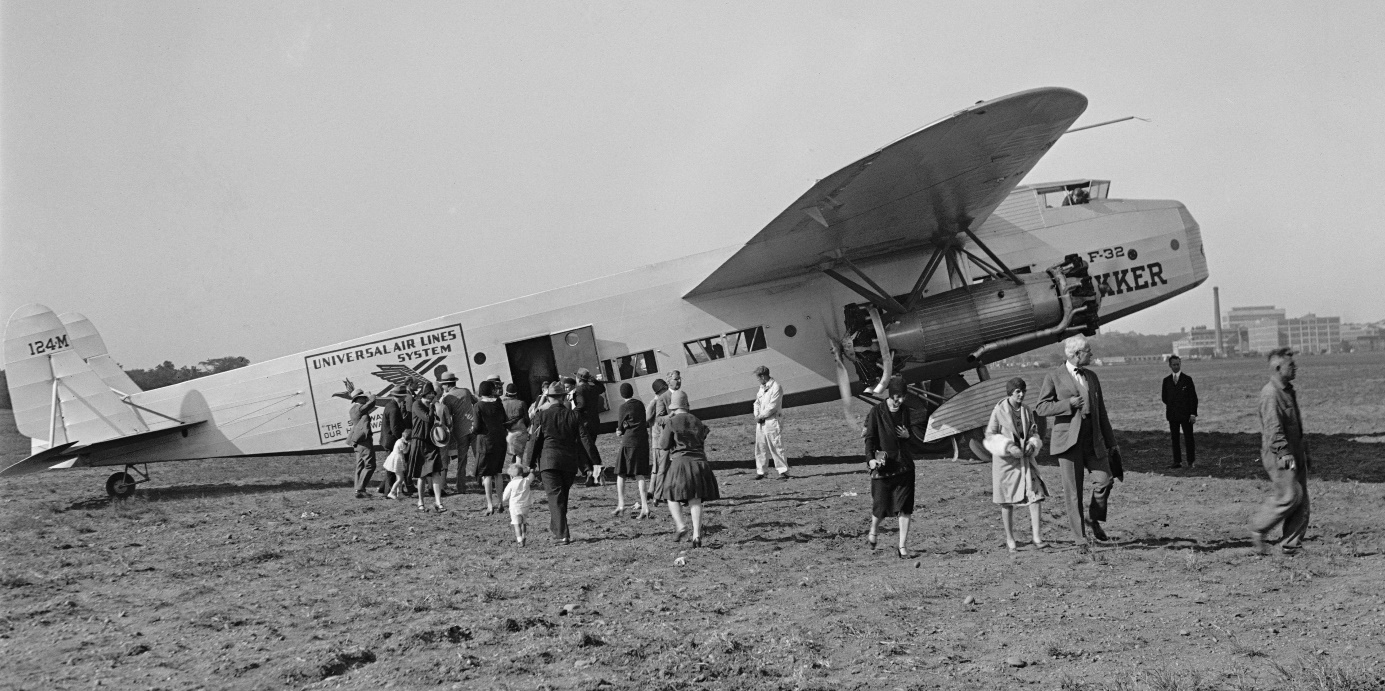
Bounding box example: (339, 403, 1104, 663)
(485, 374, 502, 383)
(545, 381, 569, 398)
(668, 390, 691, 411)
(576, 367, 592, 381)
(619, 382, 634, 399)
(438, 372, 459, 385)
(503, 383, 519, 397)
(350, 388, 368, 400)
(391, 385, 409, 397)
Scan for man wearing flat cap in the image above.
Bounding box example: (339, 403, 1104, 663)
(752, 365, 789, 480)
(347, 389, 378, 498)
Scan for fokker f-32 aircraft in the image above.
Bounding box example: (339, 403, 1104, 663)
(4, 87, 1206, 496)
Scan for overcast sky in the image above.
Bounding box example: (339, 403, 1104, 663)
(3, 1, 1382, 368)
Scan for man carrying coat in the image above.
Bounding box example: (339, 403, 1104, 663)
(1161, 355, 1198, 468)
(1034, 335, 1120, 547)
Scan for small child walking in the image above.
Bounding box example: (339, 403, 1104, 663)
(501, 462, 534, 546)
(383, 438, 409, 499)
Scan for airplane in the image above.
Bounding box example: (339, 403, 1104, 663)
(2, 86, 1207, 497)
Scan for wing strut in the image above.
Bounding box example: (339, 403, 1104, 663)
(961, 226, 1024, 285)
(821, 257, 907, 315)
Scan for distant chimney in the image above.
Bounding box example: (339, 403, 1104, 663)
(1213, 286, 1224, 357)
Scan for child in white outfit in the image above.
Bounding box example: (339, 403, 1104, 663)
(383, 438, 408, 499)
(501, 462, 534, 546)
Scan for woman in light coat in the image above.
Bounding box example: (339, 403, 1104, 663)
(983, 378, 1049, 551)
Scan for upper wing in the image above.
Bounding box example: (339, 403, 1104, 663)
(686, 87, 1087, 297)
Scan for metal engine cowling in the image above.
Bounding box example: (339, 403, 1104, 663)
(885, 275, 1064, 360)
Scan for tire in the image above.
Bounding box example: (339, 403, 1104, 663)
(106, 471, 136, 499)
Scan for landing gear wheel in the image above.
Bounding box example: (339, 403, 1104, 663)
(106, 472, 137, 499)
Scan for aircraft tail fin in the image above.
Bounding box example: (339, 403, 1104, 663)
(59, 312, 143, 396)
(4, 305, 149, 451)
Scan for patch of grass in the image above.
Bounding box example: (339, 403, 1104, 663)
(1273, 655, 1384, 691)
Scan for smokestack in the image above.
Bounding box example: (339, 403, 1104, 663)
(1213, 286, 1224, 357)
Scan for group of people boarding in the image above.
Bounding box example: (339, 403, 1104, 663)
(345, 367, 721, 547)
(346, 334, 1311, 558)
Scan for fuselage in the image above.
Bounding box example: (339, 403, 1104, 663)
(56, 179, 1203, 466)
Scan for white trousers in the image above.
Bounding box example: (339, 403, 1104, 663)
(755, 418, 788, 475)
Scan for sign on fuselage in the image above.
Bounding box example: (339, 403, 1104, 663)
(303, 324, 465, 445)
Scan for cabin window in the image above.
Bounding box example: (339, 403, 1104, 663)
(598, 350, 658, 382)
(683, 336, 726, 365)
(725, 326, 767, 356)
(682, 326, 768, 365)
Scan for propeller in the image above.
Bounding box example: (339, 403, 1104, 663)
(828, 336, 861, 428)
(865, 305, 893, 396)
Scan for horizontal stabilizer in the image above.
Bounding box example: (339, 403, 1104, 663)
(0, 442, 82, 478)
(922, 378, 1013, 442)
(0, 421, 206, 478)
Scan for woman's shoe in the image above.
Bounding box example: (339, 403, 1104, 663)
(897, 547, 914, 560)
(691, 537, 702, 549)
(636, 509, 649, 520)
(867, 533, 878, 550)
(416, 504, 427, 512)
(611, 507, 625, 517)
(434, 505, 447, 513)
(673, 528, 688, 543)
(1006, 539, 1018, 553)
(1032, 541, 1049, 550)
(386, 492, 398, 500)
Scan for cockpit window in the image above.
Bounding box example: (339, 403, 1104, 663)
(1036, 180, 1110, 208)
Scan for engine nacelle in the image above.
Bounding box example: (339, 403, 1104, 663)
(886, 274, 1064, 359)
(843, 255, 1099, 374)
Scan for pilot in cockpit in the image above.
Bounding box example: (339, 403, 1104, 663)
(1063, 187, 1091, 206)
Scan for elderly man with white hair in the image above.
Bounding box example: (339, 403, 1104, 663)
(1034, 335, 1120, 549)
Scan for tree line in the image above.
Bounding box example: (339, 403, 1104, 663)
(0, 357, 250, 409)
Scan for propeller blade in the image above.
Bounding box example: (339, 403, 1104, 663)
(829, 338, 860, 428)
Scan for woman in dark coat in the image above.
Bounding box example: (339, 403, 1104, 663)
(407, 384, 445, 513)
(611, 382, 651, 518)
(471, 380, 509, 516)
(659, 390, 719, 547)
(523, 382, 593, 544)
(864, 376, 916, 558)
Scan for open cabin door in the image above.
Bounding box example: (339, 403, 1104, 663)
(550, 326, 608, 409)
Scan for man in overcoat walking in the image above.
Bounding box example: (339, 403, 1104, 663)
(1250, 348, 1310, 554)
(1034, 335, 1120, 547)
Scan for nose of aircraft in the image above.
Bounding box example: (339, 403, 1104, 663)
(1178, 204, 1209, 285)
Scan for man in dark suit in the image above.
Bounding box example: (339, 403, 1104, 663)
(377, 385, 412, 496)
(525, 382, 594, 543)
(1161, 355, 1198, 468)
(572, 367, 607, 486)
(1035, 335, 1120, 547)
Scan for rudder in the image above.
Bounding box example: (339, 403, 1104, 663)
(4, 305, 147, 449)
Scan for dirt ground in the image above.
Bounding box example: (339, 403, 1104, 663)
(2, 352, 1384, 690)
